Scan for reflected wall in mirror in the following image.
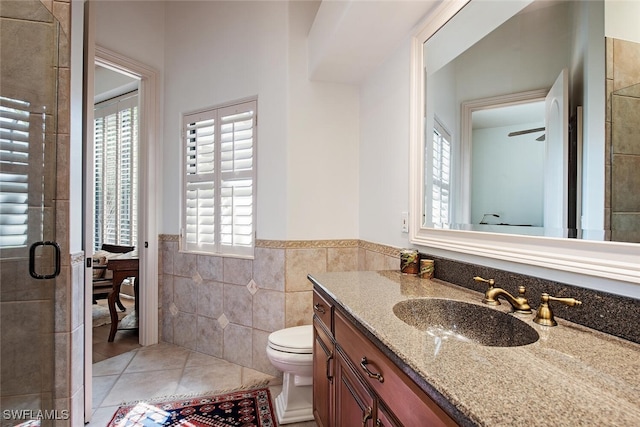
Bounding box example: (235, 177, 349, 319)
(423, 0, 594, 239)
(410, 0, 639, 284)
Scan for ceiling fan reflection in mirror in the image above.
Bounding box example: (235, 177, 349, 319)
(508, 127, 545, 141)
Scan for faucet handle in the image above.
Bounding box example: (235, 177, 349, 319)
(473, 276, 495, 287)
(475, 276, 499, 305)
(533, 292, 582, 326)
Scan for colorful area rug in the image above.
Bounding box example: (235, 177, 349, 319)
(107, 388, 277, 427)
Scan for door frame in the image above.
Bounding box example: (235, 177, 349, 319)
(83, 42, 159, 420)
(459, 89, 548, 224)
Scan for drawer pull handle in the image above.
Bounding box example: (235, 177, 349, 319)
(314, 303, 326, 314)
(362, 407, 373, 426)
(360, 357, 384, 383)
(326, 352, 333, 381)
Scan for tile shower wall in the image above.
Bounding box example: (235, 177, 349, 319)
(0, 1, 79, 425)
(158, 236, 398, 375)
(606, 37, 640, 243)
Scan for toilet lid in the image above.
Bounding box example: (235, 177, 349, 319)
(268, 325, 313, 354)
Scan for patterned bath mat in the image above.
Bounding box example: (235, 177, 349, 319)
(107, 388, 277, 426)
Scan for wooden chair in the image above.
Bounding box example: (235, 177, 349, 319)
(93, 244, 135, 312)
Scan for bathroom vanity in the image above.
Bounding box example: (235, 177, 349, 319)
(309, 271, 640, 426)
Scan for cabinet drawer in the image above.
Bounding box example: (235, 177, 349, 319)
(335, 310, 456, 427)
(313, 289, 334, 335)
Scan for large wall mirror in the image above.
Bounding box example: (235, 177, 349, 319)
(409, 0, 639, 285)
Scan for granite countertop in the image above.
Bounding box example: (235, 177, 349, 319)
(309, 271, 640, 427)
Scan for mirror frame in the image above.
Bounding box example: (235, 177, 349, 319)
(409, 0, 640, 285)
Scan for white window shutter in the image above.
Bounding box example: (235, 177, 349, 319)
(431, 120, 451, 227)
(0, 96, 31, 250)
(94, 92, 139, 249)
(183, 99, 256, 257)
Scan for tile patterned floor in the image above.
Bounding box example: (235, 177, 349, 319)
(89, 338, 317, 426)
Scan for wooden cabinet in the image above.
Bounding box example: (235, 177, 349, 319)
(313, 290, 334, 427)
(312, 287, 457, 427)
(335, 352, 374, 426)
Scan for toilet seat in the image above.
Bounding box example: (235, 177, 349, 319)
(268, 325, 313, 354)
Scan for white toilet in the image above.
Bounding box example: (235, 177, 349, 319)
(266, 324, 314, 424)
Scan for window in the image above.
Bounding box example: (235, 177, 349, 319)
(94, 92, 138, 250)
(182, 99, 256, 257)
(430, 118, 451, 227)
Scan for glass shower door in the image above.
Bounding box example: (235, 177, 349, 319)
(1, 0, 60, 424)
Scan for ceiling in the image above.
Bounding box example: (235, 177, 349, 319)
(308, 0, 441, 84)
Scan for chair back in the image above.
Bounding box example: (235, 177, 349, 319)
(101, 244, 135, 254)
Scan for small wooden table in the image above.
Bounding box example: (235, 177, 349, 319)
(107, 252, 139, 342)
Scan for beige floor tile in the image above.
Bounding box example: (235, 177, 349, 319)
(93, 351, 137, 377)
(92, 374, 119, 409)
(175, 363, 243, 395)
(241, 365, 279, 387)
(89, 342, 315, 426)
(124, 345, 190, 373)
(184, 350, 231, 368)
(87, 405, 121, 426)
(101, 368, 183, 407)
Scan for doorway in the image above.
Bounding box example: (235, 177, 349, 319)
(91, 64, 141, 361)
(84, 44, 159, 422)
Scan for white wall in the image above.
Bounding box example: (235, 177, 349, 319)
(162, 1, 290, 239)
(94, 1, 165, 73)
(359, 40, 412, 248)
(163, 1, 360, 240)
(94, 0, 166, 245)
(287, 1, 360, 240)
(471, 123, 545, 227)
(606, 0, 640, 43)
(95, 1, 359, 241)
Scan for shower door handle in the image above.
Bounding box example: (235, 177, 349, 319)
(29, 241, 61, 279)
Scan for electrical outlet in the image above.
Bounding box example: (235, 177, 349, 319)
(401, 212, 409, 233)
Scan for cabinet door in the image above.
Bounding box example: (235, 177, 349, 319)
(336, 351, 375, 427)
(313, 320, 333, 427)
(375, 401, 402, 427)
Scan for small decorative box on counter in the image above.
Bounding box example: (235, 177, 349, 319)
(419, 259, 434, 279)
(400, 249, 420, 274)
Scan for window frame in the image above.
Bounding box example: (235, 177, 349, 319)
(181, 97, 257, 258)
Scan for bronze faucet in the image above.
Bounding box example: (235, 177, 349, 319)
(473, 276, 532, 314)
(533, 293, 582, 326)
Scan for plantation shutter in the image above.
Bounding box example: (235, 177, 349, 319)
(94, 92, 138, 249)
(0, 96, 33, 251)
(183, 99, 256, 257)
(184, 112, 217, 253)
(431, 119, 451, 227)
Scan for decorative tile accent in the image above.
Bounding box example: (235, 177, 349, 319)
(247, 279, 258, 295)
(257, 239, 359, 249)
(192, 271, 203, 285)
(218, 313, 229, 329)
(169, 303, 179, 316)
(159, 234, 180, 242)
